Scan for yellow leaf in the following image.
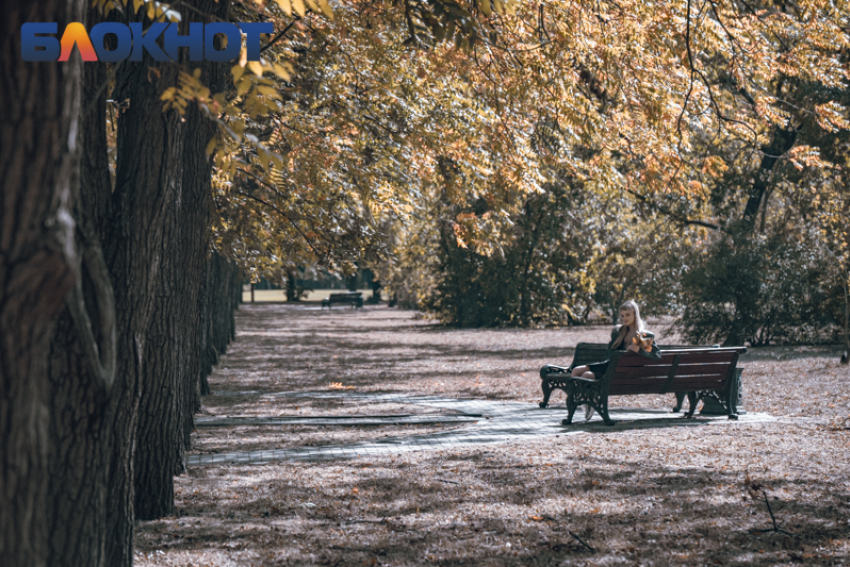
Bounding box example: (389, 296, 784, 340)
(480, 0, 491, 16)
(237, 77, 252, 96)
(133, 0, 143, 13)
(305, 0, 320, 14)
(272, 63, 291, 81)
(232, 64, 245, 82)
(258, 148, 270, 170)
(274, 0, 292, 16)
(247, 61, 264, 77)
(256, 85, 280, 98)
(292, 0, 306, 17)
(239, 46, 247, 68)
(205, 137, 218, 156)
(318, 0, 334, 19)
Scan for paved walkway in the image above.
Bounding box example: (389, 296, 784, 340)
(187, 392, 775, 466)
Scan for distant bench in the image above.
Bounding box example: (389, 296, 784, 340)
(321, 292, 363, 309)
(540, 343, 746, 425)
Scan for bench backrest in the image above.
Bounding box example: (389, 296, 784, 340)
(329, 292, 362, 300)
(569, 342, 716, 368)
(603, 347, 746, 396)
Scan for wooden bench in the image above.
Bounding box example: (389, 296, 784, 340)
(321, 292, 363, 309)
(539, 343, 746, 425)
(539, 342, 720, 412)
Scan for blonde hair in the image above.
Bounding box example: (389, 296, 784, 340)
(611, 299, 647, 348)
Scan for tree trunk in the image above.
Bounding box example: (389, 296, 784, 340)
(45, 15, 117, 565)
(134, 0, 230, 518)
(0, 1, 85, 565)
(133, 189, 183, 519)
(347, 273, 358, 292)
(100, 26, 186, 566)
(199, 257, 218, 394)
(287, 269, 298, 301)
(740, 126, 797, 233)
(843, 270, 850, 355)
(519, 197, 545, 325)
(723, 125, 798, 346)
(198, 252, 240, 395)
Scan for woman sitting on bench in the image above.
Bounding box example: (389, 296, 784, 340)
(571, 299, 662, 382)
(569, 300, 661, 420)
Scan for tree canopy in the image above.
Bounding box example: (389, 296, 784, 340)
(185, 0, 848, 341)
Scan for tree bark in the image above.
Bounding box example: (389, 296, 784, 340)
(99, 25, 185, 566)
(518, 196, 545, 325)
(44, 13, 117, 564)
(134, 0, 230, 519)
(0, 1, 85, 565)
(287, 269, 298, 301)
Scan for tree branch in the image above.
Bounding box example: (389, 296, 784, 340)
(626, 188, 724, 232)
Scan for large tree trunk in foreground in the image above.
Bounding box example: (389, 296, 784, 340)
(0, 1, 85, 565)
(45, 21, 117, 564)
(43, 19, 183, 563)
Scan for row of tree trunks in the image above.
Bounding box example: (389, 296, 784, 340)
(199, 252, 242, 394)
(2, 2, 243, 567)
(0, 1, 85, 565)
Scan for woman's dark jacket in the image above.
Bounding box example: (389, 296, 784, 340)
(606, 326, 662, 361)
(584, 326, 663, 378)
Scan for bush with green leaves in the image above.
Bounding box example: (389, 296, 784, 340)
(679, 229, 839, 346)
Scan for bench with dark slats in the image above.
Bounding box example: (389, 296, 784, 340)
(539, 342, 711, 410)
(539, 343, 746, 426)
(321, 291, 363, 309)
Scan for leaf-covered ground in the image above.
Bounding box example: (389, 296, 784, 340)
(135, 304, 850, 566)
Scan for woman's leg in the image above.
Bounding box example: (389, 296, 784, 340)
(570, 366, 596, 420)
(571, 365, 596, 379)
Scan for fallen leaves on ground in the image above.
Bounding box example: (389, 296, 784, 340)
(136, 305, 850, 567)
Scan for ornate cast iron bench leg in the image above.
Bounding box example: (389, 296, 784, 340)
(561, 392, 579, 425)
(597, 397, 615, 426)
(540, 382, 553, 408)
(539, 365, 567, 408)
(673, 391, 698, 413)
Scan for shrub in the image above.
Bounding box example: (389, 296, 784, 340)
(679, 230, 838, 346)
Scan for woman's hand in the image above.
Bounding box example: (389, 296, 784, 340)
(627, 344, 640, 353)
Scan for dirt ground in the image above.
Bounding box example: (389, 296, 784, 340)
(135, 304, 850, 567)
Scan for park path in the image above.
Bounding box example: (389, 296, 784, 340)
(189, 387, 775, 466)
